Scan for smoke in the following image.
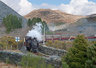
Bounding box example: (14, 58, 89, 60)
(26, 23, 43, 42)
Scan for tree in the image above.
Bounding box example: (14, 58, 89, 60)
(27, 17, 49, 34)
(64, 35, 89, 68)
(27, 19, 32, 26)
(36, 18, 42, 22)
(3, 14, 22, 33)
(85, 45, 96, 68)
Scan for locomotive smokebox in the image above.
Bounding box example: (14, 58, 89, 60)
(24, 36, 39, 53)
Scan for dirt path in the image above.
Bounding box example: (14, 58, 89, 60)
(0, 62, 21, 68)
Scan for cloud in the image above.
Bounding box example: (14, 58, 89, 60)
(35, 3, 58, 10)
(39, 0, 96, 15)
(1, 0, 35, 15)
(59, 0, 96, 15)
(1, 0, 96, 15)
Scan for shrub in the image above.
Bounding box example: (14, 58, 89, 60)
(91, 41, 96, 46)
(64, 35, 90, 68)
(0, 36, 22, 50)
(85, 45, 96, 68)
(62, 62, 69, 68)
(46, 40, 66, 50)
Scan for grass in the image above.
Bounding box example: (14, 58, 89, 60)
(20, 54, 54, 68)
(0, 53, 54, 68)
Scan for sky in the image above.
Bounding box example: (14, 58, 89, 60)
(1, 0, 96, 16)
(28, 0, 71, 5)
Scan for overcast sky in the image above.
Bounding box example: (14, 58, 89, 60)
(1, 0, 96, 16)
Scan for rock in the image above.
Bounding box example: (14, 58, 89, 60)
(20, 46, 27, 54)
(46, 55, 62, 67)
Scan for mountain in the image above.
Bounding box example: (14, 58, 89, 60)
(0, 1, 27, 27)
(24, 9, 84, 24)
(25, 9, 96, 36)
(55, 14, 96, 37)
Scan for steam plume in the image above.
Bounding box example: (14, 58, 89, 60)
(26, 23, 42, 42)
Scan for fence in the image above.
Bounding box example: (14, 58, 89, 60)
(0, 44, 20, 51)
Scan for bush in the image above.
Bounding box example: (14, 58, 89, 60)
(64, 35, 90, 68)
(85, 45, 96, 68)
(3, 14, 22, 33)
(0, 36, 22, 50)
(46, 40, 66, 50)
(62, 62, 69, 68)
(91, 41, 96, 46)
(20, 54, 54, 68)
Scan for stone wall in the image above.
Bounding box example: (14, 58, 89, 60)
(0, 50, 62, 67)
(0, 51, 24, 65)
(39, 45, 67, 57)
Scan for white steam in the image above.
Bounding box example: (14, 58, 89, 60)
(26, 23, 42, 42)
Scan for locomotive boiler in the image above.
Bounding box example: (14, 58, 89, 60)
(24, 36, 39, 53)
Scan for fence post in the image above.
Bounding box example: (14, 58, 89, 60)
(11, 45, 12, 50)
(37, 60, 40, 68)
(52, 35, 54, 43)
(6, 45, 7, 50)
(54, 64, 57, 68)
(26, 59, 29, 68)
(46, 62, 48, 68)
(61, 35, 62, 41)
(17, 42, 18, 50)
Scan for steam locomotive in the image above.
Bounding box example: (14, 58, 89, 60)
(24, 36, 39, 53)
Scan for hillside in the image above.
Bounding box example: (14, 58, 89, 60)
(54, 14, 96, 37)
(0, 1, 28, 38)
(0, 1, 27, 27)
(24, 9, 84, 24)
